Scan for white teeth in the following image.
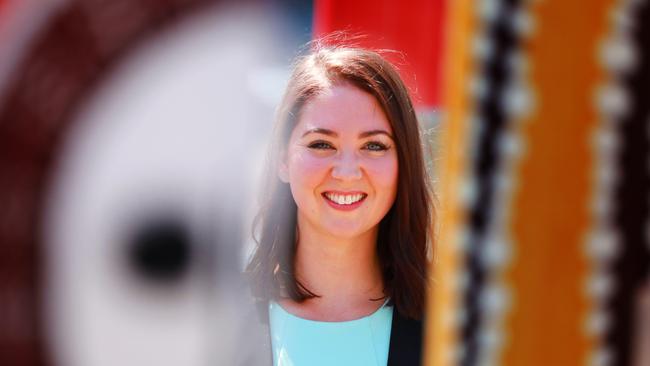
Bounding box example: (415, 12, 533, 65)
(324, 193, 365, 205)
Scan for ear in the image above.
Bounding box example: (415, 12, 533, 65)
(278, 155, 290, 183)
(278, 164, 289, 183)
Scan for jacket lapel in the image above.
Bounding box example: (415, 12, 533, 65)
(387, 309, 424, 366)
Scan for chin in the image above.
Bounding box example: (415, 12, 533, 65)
(322, 222, 377, 240)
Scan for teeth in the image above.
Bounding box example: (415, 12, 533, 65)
(325, 193, 365, 205)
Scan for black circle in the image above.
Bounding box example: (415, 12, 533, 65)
(127, 217, 191, 283)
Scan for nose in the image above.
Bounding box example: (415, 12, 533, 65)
(331, 151, 363, 181)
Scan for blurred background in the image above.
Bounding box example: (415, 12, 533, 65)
(0, 0, 648, 365)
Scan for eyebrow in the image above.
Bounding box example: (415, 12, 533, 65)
(302, 128, 394, 139)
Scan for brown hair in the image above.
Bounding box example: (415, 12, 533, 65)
(245, 43, 432, 320)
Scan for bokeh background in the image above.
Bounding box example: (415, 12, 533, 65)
(0, 0, 648, 365)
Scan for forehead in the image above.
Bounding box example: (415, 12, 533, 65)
(295, 84, 392, 135)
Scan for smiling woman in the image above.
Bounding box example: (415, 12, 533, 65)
(245, 43, 433, 366)
(280, 84, 398, 243)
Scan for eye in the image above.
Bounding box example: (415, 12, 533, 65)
(307, 141, 335, 150)
(364, 141, 390, 152)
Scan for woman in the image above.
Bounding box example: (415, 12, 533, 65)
(245, 43, 433, 366)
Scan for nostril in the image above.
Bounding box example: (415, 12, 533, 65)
(332, 170, 363, 180)
(331, 161, 363, 180)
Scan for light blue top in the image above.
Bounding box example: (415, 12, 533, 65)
(269, 299, 393, 366)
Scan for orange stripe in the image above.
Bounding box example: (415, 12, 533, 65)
(424, 0, 476, 364)
(502, 1, 612, 364)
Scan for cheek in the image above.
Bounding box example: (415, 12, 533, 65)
(365, 155, 398, 191)
(287, 149, 330, 189)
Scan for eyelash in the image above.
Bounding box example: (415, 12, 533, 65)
(306, 140, 391, 152)
(307, 141, 335, 150)
(364, 141, 390, 152)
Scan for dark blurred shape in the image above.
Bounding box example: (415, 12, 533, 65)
(604, 2, 650, 365)
(128, 216, 192, 284)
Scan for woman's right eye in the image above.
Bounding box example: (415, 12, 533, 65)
(307, 141, 335, 150)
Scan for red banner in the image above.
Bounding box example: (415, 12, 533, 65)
(313, 0, 446, 109)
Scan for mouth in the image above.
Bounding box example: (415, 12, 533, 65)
(322, 191, 367, 210)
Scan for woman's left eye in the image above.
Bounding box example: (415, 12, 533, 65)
(364, 141, 389, 151)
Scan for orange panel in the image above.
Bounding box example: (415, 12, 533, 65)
(502, 1, 612, 364)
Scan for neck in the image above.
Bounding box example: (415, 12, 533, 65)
(289, 215, 385, 319)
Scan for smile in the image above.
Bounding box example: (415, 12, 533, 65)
(322, 192, 367, 208)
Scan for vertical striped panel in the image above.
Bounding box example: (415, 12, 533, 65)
(425, 0, 476, 365)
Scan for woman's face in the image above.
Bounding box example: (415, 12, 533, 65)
(280, 83, 398, 240)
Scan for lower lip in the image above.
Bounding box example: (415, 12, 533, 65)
(322, 194, 366, 211)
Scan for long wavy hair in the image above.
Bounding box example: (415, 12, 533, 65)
(245, 43, 433, 320)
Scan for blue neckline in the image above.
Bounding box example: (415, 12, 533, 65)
(270, 298, 392, 325)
